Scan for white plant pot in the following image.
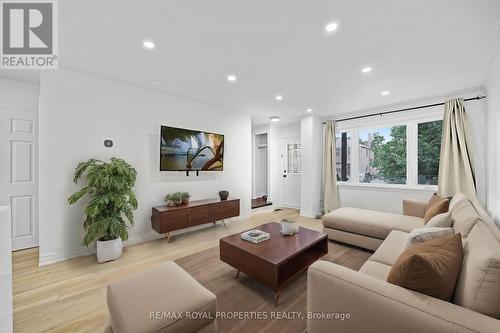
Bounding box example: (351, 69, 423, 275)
(96, 238, 122, 263)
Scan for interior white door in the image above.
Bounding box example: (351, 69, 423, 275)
(282, 137, 301, 208)
(0, 109, 38, 250)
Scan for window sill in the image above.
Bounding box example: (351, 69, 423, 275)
(337, 182, 437, 192)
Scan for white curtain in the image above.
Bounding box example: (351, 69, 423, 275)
(438, 98, 476, 199)
(323, 120, 340, 213)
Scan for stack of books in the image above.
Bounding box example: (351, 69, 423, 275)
(241, 229, 270, 243)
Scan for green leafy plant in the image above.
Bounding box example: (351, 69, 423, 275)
(68, 158, 138, 246)
(172, 192, 182, 202)
(181, 192, 190, 199)
(165, 193, 173, 202)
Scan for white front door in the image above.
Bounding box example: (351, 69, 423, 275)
(282, 137, 301, 208)
(0, 109, 38, 250)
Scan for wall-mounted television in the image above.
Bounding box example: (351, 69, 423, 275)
(160, 125, 224, 171)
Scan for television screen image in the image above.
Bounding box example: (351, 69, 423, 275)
(160, 126, 224, 171)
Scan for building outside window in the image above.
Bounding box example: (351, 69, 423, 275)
(335, 132, 351, 181)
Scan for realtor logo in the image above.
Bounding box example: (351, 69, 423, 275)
(1, 0, 58, 69)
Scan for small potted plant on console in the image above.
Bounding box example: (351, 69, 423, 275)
(165, 193, 175, 207)
(172, 192, 183, 206)
(181, 192, 190, 204)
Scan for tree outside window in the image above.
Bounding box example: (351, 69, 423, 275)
(418, 120, 442, 185)
(359, 126, 407, 184)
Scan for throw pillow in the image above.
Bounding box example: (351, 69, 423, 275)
(426, 192, 444, 211)
(426, 212, 452, 228)
(424, 198, 449, 224)
(387, 233, 463, 301)
(406, 227, 454, 248)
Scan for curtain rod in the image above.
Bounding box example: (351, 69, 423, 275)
(322, 95, 486, 124)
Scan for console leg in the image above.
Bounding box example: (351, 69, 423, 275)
(274, 291, 280, 307)
(222, 219, 227, 227)
(235, 270, 240, 279)
(166, 232, 172, 242)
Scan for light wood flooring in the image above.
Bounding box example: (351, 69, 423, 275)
(12, 208, 369, 332)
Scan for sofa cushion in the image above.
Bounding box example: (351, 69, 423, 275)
(450, 196, 479, 237)
(406, 227, 454, 248)
(323, 207, 424, 240)
(369, 230, 409, 266)
(453, 222, 500, 319)
(426, 212, 452, 228)
(359, 260, 392, 281)
(424, 198, 449, 223)
(387, 233, 463, 301)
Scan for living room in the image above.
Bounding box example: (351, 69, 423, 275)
(1, 1, 500, 332)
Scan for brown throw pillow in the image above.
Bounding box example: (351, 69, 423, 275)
(387, 233, 463, 301)
(424, 194, 449, 223)
(426, 192, 442, 211)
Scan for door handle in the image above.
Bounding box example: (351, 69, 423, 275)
(283, 175, 287, 178)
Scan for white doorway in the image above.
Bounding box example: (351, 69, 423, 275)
(252, 132, 272, 209)
(282, 136, 301, 208)
(0, 109, 38, 250)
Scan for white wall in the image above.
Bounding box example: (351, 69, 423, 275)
(0, 78, 39, 113)
(38, 68, 252, 265)
(300, 115, 323, 217)
(486, 51, 500, 226)
(0, 206, 12, 333)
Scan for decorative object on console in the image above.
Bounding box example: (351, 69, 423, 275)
(280, 218, 299, 236)
(262, 195, 268, 202)
(219, 190, 229, 201)
(172, 192, 183, 206)
(164, 193, 175, 207)
(181, 192, 190, 204)
(68, 158, 138, 263)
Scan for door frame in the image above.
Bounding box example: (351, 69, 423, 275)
(281, 136, 301, 209)
(0, 108, 39, 251)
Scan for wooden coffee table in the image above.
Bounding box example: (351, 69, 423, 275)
(219, 222, 328, 305)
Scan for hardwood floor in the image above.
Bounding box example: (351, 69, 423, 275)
(11, 209, 366, 332)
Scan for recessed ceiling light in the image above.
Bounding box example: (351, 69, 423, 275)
(325, 22, 338, 33)
(306, 108, 313, 113)
(381, 90, 390, 96)
(362, 66, 372, 74)
(275, 95, 283, 101)
(270, 116, 281, 122)
(142, 40, 155, 50)
(227, 74, 237, 82)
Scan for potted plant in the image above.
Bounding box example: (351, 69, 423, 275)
(172, 192, 183, 206)
(181, 192, 190, 204)
(165, 193, 175, 207)
(68, 158, 138, 263)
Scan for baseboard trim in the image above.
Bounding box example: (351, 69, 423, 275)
(300, 209, 315, 218)
(39, 247, 93, 266)
(38, 214, 250, 266)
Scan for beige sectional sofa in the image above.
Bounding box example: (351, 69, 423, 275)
(308, 193, 500, 332)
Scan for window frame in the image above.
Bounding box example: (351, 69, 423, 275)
(334, 109, 442, 191)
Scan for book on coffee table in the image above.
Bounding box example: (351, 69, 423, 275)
(241, 229, 270, 243)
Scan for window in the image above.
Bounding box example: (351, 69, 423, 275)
(359, 126, 407, 184)
(335, 132, 351, 181)
(418, 120, 443, 185)
(287, 143, 301, 173)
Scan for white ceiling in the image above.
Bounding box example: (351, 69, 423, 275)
(2, 0, 500, 125)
